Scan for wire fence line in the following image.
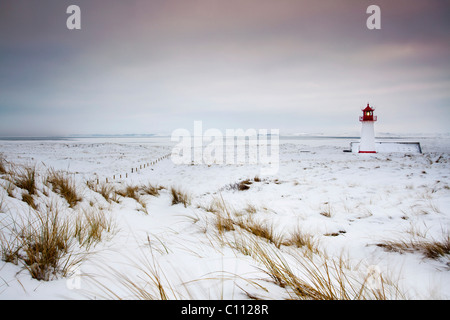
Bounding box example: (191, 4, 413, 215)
(88, 153, 172, 185)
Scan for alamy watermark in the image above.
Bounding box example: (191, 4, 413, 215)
(171, 121, 279, 175)
(66, 5, 81, 30)
(66, 4, 380, 31)
(366, 5, 381, 30)
(365, 265, 383, 291)
(66, 265, 82, 290)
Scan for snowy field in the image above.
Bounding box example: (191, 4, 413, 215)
(0, 135, 449, 300)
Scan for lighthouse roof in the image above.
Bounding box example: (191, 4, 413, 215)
(362, 104, 374, 112)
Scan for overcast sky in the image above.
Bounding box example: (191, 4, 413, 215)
(0, 0, 449, 136)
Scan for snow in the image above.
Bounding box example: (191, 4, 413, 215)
(0, 135, 449, 299)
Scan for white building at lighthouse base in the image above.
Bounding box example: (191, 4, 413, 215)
(350, 140, 422, 154)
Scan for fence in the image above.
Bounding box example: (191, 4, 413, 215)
(90, 153, 172, 185)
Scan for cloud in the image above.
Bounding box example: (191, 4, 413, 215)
(0, 0, 449, 135)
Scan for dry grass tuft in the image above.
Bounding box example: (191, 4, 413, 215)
(87, 181, 120, 204)
(377, 233, 450, 260)
(238, 179, 252, 191)
(228, 179, 253, 191)
(282, 227, 320, 254)
(142, 183, 162, 197)
(235, 217, 284, 248)
(3, 181, 16, 198)
(251, 241, 401, 300)
(21, 206, 73, 280)
(170, 186, 191, 208)
(204, 196, 284, 248)
(46, 169, 81, 208)
(0, 231, 21, 265)
(21, 192, 37, 210)
(0, 204, 85, 281)
(319, 202, 333, 218)
(14, 165, 37, 196)
(74, 206, 116, 248)
(243, 203, 258, 215)
(117, 185, 140, 201)
(116, 184, 157, 214)
(0, 203, 105, 281)
(136, 196, 149, 215)
(215, 209, 236, 235)
(0, 155, 7, 174)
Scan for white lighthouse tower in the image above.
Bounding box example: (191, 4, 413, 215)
(359, 103, 377, 153)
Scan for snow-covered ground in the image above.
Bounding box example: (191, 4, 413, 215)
(0, 135, 449, 299)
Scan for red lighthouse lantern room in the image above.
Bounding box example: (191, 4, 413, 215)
(360, 104, 377, 122)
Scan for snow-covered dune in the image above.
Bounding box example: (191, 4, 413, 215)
(1, 136, 449, 299)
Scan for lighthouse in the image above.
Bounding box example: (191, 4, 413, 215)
(359, 103, 377, 153)
(348, 104, 421, 154)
